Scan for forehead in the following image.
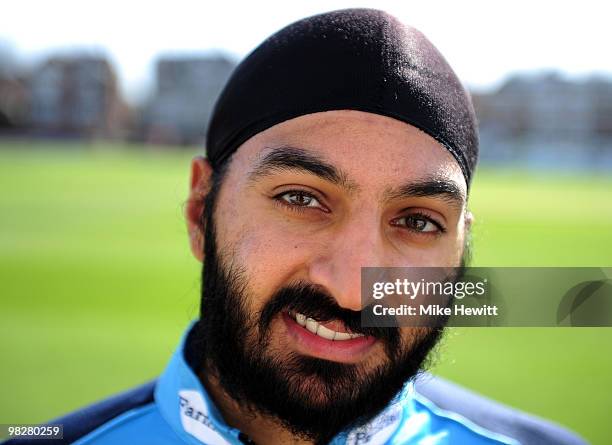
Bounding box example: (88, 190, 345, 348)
(225, 110, 467, 195)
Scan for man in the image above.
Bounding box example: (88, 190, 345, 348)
(8, 8, 586, 445)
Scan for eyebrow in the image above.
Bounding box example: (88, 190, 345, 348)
(247, 146, 358, 192)
(248, 145, 466, 208)
(383, 178, 466, 208)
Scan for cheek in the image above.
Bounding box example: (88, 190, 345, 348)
(402, 234, 466, 267)
(216, 201, 322, 307)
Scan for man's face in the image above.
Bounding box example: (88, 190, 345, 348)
(191, 110, 470, 442)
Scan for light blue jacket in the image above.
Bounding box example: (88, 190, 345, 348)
(5, 322, 586, 445)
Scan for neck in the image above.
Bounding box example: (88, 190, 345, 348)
(198, 367, 314, 445)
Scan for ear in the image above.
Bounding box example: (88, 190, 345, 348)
(464, 209, 474, 230)
(185, 156, 213, 262)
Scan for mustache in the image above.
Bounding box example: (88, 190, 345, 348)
(258, 282, 401, 353)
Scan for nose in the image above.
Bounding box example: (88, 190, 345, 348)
(307, 217, 387, 312)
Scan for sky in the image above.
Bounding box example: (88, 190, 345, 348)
(1, 0, 611, 104)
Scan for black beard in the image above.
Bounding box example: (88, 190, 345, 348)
(192, 196, 447, 445)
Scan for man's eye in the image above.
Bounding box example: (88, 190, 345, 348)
(278, 191, 322, 209)
(392, 214, 443, 233)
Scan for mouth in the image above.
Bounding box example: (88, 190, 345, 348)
(282, 311, 377, 363)
(291, 311, 365, 341)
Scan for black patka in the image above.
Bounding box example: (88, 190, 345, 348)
(205, 8, 479, 188)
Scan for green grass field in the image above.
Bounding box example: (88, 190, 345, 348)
(1, 141, 611, 444)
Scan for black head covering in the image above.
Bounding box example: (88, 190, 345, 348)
(206, 8, 478, 186)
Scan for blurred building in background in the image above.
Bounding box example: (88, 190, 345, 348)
(473, 72, 612, 169)
(1, 45, 612, 170)
(140, 55, 236, 145)
(0, 43, 29, 131)
(28, 55, 129, 139)
(0, 74, 29, 130)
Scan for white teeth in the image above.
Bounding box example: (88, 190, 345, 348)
(305, 317, 319, 334)
(295, 313, 307, 327)
(315, 324, 337, 340)
(294, 312, 364, 341)
(333, 332, 352, 341)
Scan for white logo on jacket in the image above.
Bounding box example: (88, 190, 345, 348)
(345, 403, 403, 445)
(179, 390, 232, 445)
